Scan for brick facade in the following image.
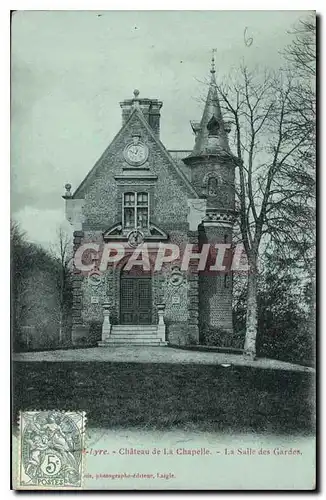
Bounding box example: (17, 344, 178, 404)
(65, 72, 239, 347)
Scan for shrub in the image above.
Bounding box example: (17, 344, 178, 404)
(200, 324, 244, 348)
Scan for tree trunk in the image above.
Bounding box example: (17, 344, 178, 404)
(243, 263, 258, 360)
(59, 309, 64, 344)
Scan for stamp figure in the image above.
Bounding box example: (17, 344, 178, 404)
(19, 410, 85, 489)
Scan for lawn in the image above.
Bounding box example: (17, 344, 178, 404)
(12, 361, 315, 435)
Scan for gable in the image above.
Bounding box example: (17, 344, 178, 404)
(73, 108, 197, 199)
(72, 108, 198, 228)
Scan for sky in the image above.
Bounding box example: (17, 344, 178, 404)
(11, 10, 312, 248)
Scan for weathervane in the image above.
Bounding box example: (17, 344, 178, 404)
(211, 48, 217, 74)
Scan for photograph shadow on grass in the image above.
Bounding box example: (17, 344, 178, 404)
(13, 361, 315, 436)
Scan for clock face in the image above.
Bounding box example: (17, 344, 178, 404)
(124, 142, 148, 166)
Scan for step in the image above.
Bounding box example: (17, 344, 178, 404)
(111, 330, 158, 335)
(111, 326, 157, 331)
(98, 340, 167, 347)
(105, 337, 161, 343)
(109, 335, 160, 340)
(111, 331, 158, 336)
(111, 329, 158, 333)
(98, 340, 166, 346)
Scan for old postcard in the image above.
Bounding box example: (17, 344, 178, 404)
(11, 10, 316, 490)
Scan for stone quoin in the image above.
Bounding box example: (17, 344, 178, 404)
(63, 53, 240, 347)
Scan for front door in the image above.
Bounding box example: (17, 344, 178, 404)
(120, 274, 152, 324)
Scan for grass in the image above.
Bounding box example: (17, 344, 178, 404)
(12, 361, 315, 435)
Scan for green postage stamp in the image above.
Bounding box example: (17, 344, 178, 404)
(18, 411, 86, 489)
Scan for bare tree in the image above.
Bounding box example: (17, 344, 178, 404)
(215, 61, 313, 359)
(51, 226, 73, 344)
(284, 14, 316, 79)
(282, 14, 316, 336)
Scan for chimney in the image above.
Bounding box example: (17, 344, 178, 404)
(120, 89, 163, 139)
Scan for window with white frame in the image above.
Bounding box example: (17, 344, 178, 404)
(123, 192, 149, 229)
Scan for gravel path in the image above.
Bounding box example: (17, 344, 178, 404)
(13, 346, 314, 372)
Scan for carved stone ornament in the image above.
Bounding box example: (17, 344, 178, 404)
(88, 269, 102, 286)
(204, 210, 236, 224)
(169, 266, 184, 287)
(127, 229, 144, 248)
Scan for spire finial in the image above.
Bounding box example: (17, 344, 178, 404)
(210, 48, 216, 74)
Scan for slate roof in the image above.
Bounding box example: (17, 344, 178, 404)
(189, 69, 231, 157)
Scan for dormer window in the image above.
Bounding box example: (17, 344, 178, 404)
(123, 191, 149, 229)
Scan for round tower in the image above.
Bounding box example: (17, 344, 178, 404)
(183, 53, 239, 340)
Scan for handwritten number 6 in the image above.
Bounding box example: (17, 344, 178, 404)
(244, 27, 253, 47)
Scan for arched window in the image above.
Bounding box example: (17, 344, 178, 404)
(208, 177, 218, 196)
(123, 192, 149, 229)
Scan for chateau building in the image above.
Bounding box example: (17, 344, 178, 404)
(63, 57, 239, 347)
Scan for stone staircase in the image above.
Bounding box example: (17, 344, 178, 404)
(98, 325, 167, 346)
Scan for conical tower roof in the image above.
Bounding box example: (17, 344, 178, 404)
(190, 53, 230, 156)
